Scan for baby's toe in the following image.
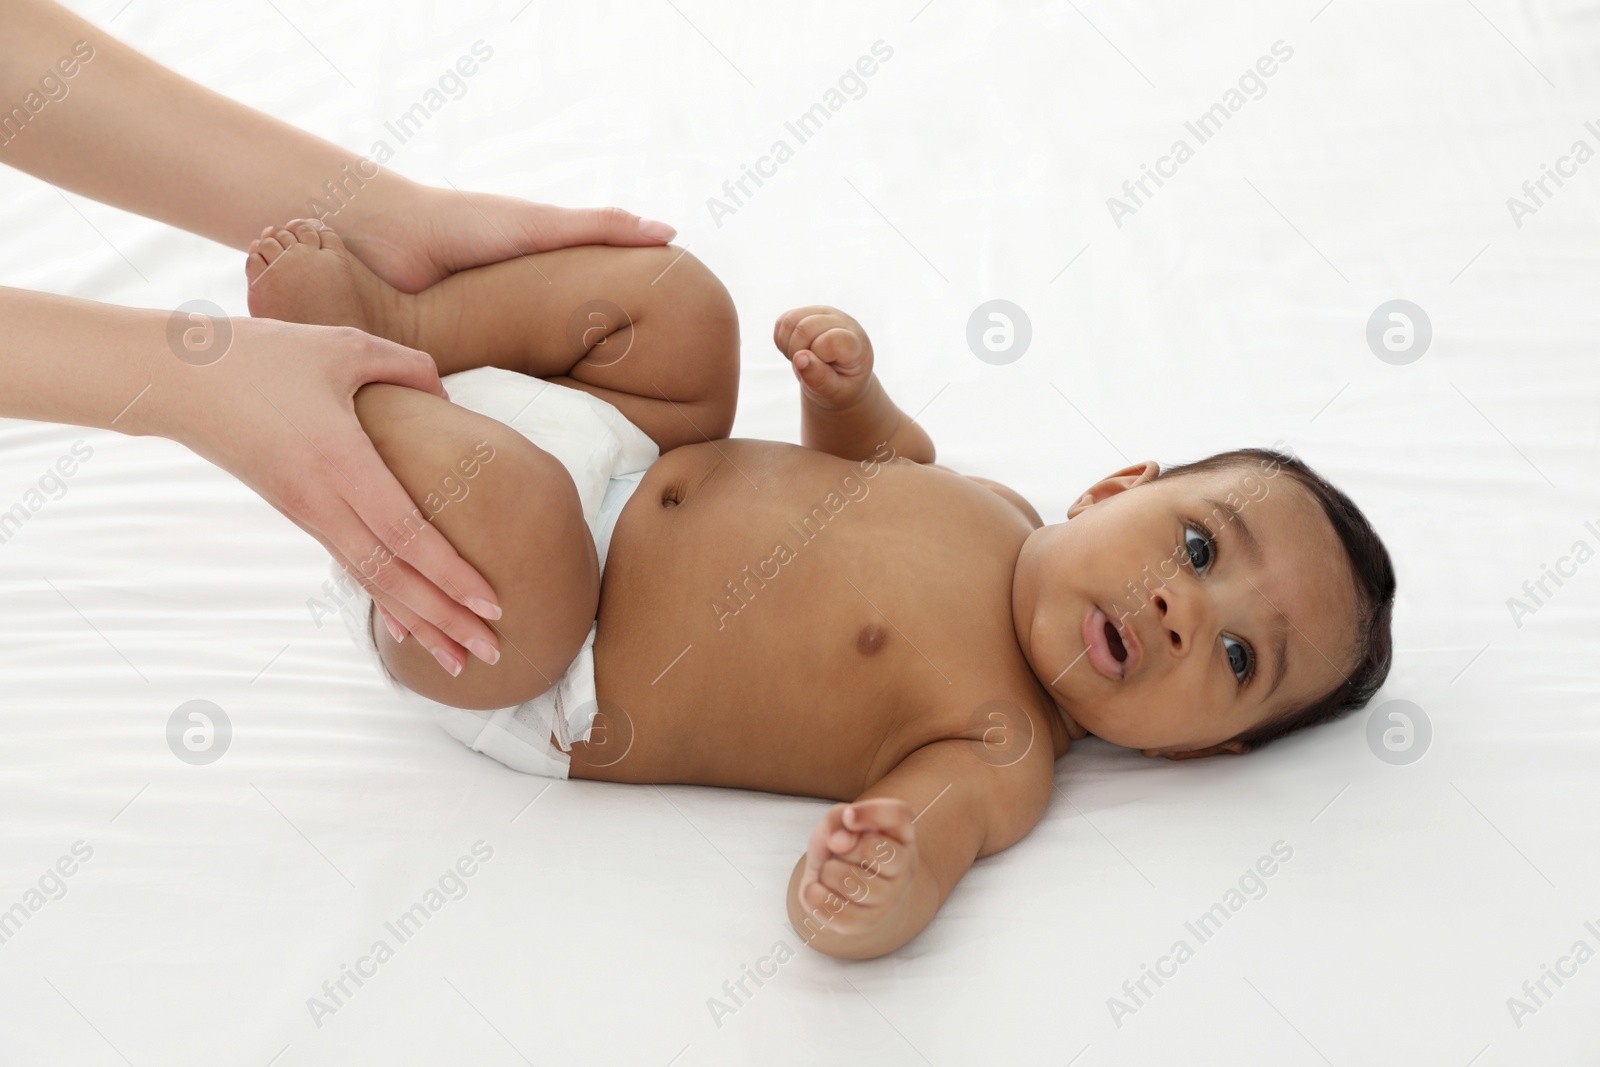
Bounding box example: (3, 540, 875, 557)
(312, 222, 346, 254)
(283, 218, 324, 247)
(245, 236, 287, 286)
(255, 235, 288, 264)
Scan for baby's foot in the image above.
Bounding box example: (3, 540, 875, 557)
(245, 219, 415, 345)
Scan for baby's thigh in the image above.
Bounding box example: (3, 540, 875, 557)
(354, 382, 600, 711)
(428, 244, 740, 449)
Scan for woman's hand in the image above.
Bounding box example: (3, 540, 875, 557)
(1, 1, 675, 297)
(338, 178, 677, 294)
(156, 316, 504, 675)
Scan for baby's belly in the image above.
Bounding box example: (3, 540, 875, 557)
(582, 439, 1023, 799)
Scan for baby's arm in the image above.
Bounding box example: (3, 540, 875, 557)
(772, 306, 935, 464)
(785, 738, 1052, 959)
(774, 306, 1042, 527)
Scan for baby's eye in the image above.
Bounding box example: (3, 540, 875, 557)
(1183, 525, 1215, 575)
(1223, 635, 1254, 684)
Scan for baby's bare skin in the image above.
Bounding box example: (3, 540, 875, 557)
(582, 436, 1068, 796)
(246, 221, 1069, 957)
(245, 221, 1355, 959)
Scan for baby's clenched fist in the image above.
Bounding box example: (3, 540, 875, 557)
(772, 305, 877, 412)
(793, 797, 918, 944)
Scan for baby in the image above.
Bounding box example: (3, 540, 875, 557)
(245, 218, 1396, 960)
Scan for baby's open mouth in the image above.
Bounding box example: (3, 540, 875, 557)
(1104, 619, 1128, 662)
(1082, 606, 1135, 681)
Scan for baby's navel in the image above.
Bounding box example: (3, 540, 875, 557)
(856, 623, 889, 656)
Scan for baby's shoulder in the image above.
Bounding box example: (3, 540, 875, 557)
(919, 463, 1042, 529)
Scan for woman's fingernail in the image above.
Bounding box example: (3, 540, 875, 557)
(466, 637, 500, 666)
(466, 596, 502, 621)
(433, 646, 463, 677)
(381, 609, 407, 643)
(639, 218, 676, 242)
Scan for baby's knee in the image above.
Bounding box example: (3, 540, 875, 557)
(648, 249, 739, 440)
(356, 390, 600, 710)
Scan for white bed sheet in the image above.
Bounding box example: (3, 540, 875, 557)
(2, 1, 1598, 1063)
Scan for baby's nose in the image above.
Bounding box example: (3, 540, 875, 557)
(1151, 589, 1188, 652)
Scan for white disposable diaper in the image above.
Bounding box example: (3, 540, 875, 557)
(329, 366, 659, 778)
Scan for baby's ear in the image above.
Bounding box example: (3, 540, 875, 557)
(1067, 460, 1160, 520)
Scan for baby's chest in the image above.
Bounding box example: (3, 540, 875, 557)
(608, 459, 1014, 664)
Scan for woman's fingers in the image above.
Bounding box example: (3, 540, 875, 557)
(377, 604, 407, 644)
(535, 204, 677, 248)
(331, 334, 507, 664)
(314, 491, 495, 674)
(158, 316, 501, 677)
(276, 504, 468, 672)
(348, 328, 449, 398)
(333, 425, 500, 623)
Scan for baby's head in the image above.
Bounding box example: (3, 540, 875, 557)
(1012, 448, 1395, 758)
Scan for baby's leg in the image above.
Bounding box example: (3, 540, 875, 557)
(247, 220, 739, 451)
(352, 380, 599, 709)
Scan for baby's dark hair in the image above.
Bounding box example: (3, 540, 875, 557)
(1156, 447, 1396, 753)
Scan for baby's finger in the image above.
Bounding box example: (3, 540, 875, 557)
(808, 326, 862, 369)
(841, 798, 916, 846)
(773, 305, 839, 356)
(818, 857, 879, 904)
(840, 832, 910, 879)
(790, 351, 857, 415)
(803, 803, 852, 883)
(791, 349, 847, 405)
(800, 878, 852, 927)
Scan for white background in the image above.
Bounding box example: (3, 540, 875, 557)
(1, 0, 1597, 1063)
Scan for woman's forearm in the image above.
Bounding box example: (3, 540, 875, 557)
(0, 285, 175, 437)
(0, 0, 415, 252)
